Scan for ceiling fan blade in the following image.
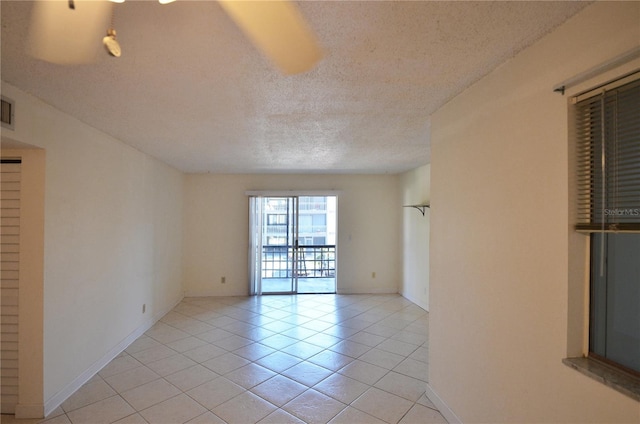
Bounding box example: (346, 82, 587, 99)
(217, 0, 323, 75)
(27, 0, 112, 65)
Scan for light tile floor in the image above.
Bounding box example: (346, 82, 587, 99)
(5, 294, 447, 424)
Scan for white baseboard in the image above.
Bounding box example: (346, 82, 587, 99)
(184, 289, 249, 297)
(425, 383, 462, 424)
(337, 287, 398, 294)
(15, 403, 44, 419)
(43, 294, 184, 418)
(187, 289, 402, 297)
(399, 290, 429, 311)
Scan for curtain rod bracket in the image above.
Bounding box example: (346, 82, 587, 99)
(552, 46, 640, 95)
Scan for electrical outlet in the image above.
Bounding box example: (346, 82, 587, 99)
(142, 304, 146, 314)
(372, 272, 376, 278)
(221, 276, 226, 284)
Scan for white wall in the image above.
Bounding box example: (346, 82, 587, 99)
(183, 173, 400, 296)
(429, 2, 640, 423)
(1, 82, 184, 414)
(400, 165, 430, 310)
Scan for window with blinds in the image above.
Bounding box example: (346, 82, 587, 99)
(573, 72, 640, 376)
(575, 74, 640, 232)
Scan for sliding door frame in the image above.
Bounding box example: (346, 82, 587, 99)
(247, 190, 340, 295)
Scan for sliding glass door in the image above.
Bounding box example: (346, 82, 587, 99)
(258, 196, 299, 294)
(296, 196, 337, 293)
(249, 195, 337, 295)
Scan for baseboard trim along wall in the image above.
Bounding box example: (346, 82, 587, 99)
(425, 383, 462, 424)
(337, 287, 398, 295)
(184, 288, 400, 297)
(400, 289, 428, 312)
(14, 403, 44, 420)
(43, 295, 184, 418)
(184, 289, 248, 297)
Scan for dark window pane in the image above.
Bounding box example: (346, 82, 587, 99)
(590, 233, 640, 373)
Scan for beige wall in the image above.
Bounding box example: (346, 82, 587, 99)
(183, 173, 400, 296)
(1, 82, 184, 414)
(0, 81, 407, 415)
(400, 164, 430, 310)
(429, 2, 640, 423)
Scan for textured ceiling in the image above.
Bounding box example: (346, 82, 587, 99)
(1, 1, 589, 174)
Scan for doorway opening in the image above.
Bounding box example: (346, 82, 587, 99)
(249, 195, 337, 295)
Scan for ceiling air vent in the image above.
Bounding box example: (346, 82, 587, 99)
(1, 96, 15, 130)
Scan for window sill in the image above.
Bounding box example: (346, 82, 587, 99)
(563, 357, 640, 402)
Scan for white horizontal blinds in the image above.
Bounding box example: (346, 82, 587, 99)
(575, 77, 640, 232)
(0, 159, 21, 415)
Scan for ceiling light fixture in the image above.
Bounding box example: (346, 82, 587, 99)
(28, 0, 322, 73)
(103, 28, 121, 57)
(103, 5, 121, 58)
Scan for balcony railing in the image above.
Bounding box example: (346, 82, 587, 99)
(262, 245, 335, 279)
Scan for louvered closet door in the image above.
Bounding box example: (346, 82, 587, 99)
(0, 160, 21, 415)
